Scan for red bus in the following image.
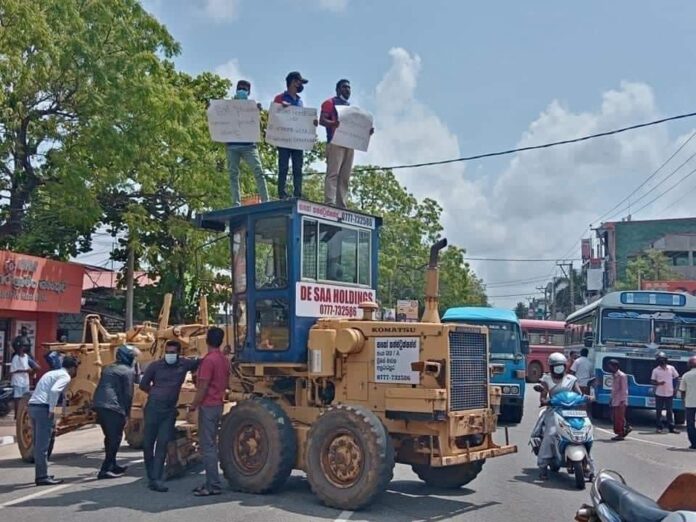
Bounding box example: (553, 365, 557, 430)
(520, 319, 566, 382)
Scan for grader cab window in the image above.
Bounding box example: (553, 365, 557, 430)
(255, 299, 290, 350)
(301, 218, 371, 286)
(255, 217, 288, 290)
(232, 226, 247, 294)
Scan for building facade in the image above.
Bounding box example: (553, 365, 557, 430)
(0, 251, 84, 380)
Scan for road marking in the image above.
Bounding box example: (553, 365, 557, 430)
(334, 510, 353, 522)
(0, 436, 14, 446)
(595, 427, 675, 448)
(0, 456, 145, 509)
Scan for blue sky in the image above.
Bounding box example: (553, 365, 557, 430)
(111, 0, 696, 308)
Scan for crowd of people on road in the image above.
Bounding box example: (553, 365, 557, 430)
(225, 71, 373, 209)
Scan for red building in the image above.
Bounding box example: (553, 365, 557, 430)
(0, 251, 84, 379)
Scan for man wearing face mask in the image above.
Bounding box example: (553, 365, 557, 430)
(139, 340, 199, 492)
(92, 345, 139, 479)
(273, 71, 313, 199)
(320, 79, 374, 208)
(226, 80, 269, 206)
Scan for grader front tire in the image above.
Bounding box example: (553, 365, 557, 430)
(412, 460, 485, 489)
(306, 405, 394, 511)
(16, 394, 34, 463)
(218, 399, 296, 494)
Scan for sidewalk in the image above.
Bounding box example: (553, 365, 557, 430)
(0, 415, 17, 446)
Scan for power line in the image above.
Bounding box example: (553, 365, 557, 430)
(487, 291, 544, 299)
(465, 256, 581, 262)
(354, 110, 696, 172)
(486, 275, 553, 288)
(591, 131, 696, 225)
(630, 164, 696, 217)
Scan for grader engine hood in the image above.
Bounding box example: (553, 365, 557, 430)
(309, 320, 494, 424)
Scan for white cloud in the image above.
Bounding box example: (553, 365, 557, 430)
(196, 0, 240, 22)
(365, 48, 696, 309)
(316, 0, 349, 12)
(214, 58, 254, 95)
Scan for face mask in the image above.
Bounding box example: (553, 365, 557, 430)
(235, 89, 249, 100)
(296, 83, 304, 93)
(552, 365, 565, 375)
(164, 353, 178, 365)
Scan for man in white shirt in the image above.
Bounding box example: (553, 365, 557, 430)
(570, 348, 594, 395)
(10, 346, 32, 417)
(650, 352, 681, 434)
(28, 356, 78, 486)
(679, 356, 696, 449)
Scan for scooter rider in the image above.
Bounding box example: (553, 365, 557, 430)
(533, 352, 588, 480)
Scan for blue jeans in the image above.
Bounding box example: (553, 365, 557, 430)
(277, 147, 303, 198)
(226, 144, 269, 206)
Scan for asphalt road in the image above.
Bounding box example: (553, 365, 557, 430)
(0, 390, 693, 522)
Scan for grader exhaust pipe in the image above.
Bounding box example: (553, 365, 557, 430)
(421, 238, 448, 323)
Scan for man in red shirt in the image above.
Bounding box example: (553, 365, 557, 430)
(190, 327, 230, 496)
(320, 79, 373, 208)
(608, 359, 632, 441)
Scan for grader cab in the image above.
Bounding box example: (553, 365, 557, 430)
(198, 199, 517, 510)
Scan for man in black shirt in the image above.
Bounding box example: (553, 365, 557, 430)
(139, 340, 199, 492)
(93, 345, 138, 479)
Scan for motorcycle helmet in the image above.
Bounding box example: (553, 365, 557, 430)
(115, 345, 138, 367)
(656, 351, 668, 364)
(548, 352, 568, 375)
(44, 350, 63, 371)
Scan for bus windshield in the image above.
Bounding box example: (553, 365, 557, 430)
(601, 309, 651, 344)
(601, 308, 696, 346)
(477, 321, 521, 359)
(654, 312, 696, 346)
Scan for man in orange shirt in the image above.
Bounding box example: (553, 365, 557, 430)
(190, 327, 230, 496)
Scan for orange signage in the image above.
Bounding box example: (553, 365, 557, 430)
(0, 251, 84, 313)
(642, 280, 696, 296)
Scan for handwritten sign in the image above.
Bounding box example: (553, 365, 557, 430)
(207, 99, 261, 143)
(331, 106, 373, 152)
(375, 337, 420, 384)
(266, 103, 317, 151)
(296, 282, 375, 318)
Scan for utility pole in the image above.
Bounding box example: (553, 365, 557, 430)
(551, 277, 557, 320)
(537, 285, 548, 319)
(125, 239, 135, 330)
(557, 261, 575, 316)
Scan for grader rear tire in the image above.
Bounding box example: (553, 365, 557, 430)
(306, 405, 394, 511)
(125, 419, 145, 449)
(16, 394, 34, 463)
(218, 398, 296, 494)
(412, 460, 485, 489)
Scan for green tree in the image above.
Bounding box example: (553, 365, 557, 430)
(0, 0, 178, 257)
(349, 167, 486, 311)
(616, 249, 678, 290)
(514, 301, 529, 319)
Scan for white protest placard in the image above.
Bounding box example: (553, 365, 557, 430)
(375, 337, 420, 384)
(266, 103, 317, 151)
(331, 106, 373, 152)
(207, 99, 261, 143)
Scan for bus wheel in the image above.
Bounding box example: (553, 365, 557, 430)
(674, 410, 685, 425)
(526, 362, 543, 383)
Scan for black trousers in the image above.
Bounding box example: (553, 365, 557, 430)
(142, 398, 177, 484)
(95, 407, 126, 473)
(686, 407, 696, 448)
(655, 395, 675, 429)
(277, 147, 303, 198)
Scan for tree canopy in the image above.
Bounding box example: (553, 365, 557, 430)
(0, 0, 488, 321)
(616, 249, 678, 291)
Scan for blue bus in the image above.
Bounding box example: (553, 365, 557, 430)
(442, 307, 528, 423)
(566, 291, 696, 422)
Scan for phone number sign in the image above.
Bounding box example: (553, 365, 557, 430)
(375, 337, 420, 384)
(296, 282, 375, 318)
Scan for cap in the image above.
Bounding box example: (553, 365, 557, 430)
(286, 71, 308, 84)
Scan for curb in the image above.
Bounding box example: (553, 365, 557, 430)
(0, 436, 15, 446)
